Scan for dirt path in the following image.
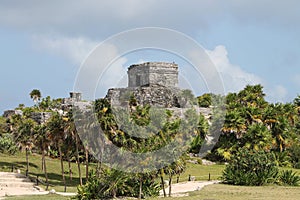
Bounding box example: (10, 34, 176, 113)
(160, 180, 220, 197)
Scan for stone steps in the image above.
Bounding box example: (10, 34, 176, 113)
(0, 172, 39, 197)
(0, 181, 34, 188)
(0, 172, 26, 178)
(0, 177, 32, 182)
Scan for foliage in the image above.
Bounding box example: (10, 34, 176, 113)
(190, 114, 209, 154)
(289, 142, 300, 168)
(0, 133, 18, 154)
(76, 169, 160, 199)
(197, 93, 212, 107)
(222, 148, 279, 186)
(30, 89, 42, 105)
(279, 170, 300, 186)
(273, 151, 292, 167)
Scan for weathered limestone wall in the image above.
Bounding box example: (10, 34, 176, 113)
(3, 110, 23, 118)
(106, 85, 194, 108)
(128, 62, 178, 88)
(30, 112, 52, 124)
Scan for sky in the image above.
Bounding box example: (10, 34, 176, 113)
(1, 0, 300, 113)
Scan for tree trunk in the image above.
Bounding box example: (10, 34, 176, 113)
(168, 175, 173, 197)
(25, 147, 29, 177)
(67, 154, 72, 181)
(96, 161, 100, 178)
(58, 145, 66, 192)
(75, 134, 82, 186)
(41, 153, 45, 172)
(85, 147, 89, 181)
(160, 169, 166, 197)
(138, 176, 142, 199)
(42, 148, 49, 191)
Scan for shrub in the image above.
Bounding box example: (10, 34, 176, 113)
(294, 162, 300, 169)
(222, 148, 279, 186)
(279, 170, 300, 186)
(76, 169, 160, 199)
(289, 143, 300, 168)
(273, 151, 292, 167)
(197, 93, 212, 107)
(0, 133, 18, 154)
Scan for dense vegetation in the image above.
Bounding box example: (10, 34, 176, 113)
(0, 84, 300, 199)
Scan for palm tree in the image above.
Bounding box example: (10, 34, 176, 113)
(47, 113, 67, 192)
(34, 124, 50, 190)
(64, 109, 83, 185)
(29, 89, 41, 107)
(16, 118, 36, 176)
(221, 110, 246, 139)
(190, 114, 209, 153)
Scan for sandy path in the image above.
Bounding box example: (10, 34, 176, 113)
(160, 180, 220, 196)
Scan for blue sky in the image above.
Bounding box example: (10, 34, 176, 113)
(1, 0, 300, 113)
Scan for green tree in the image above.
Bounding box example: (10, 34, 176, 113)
(34, 124, 50, 190)
(16, 118, 36, 176)
(197, 93, 212, 107)
(47, 113, 67, 192)
(29, 89, 41, 106)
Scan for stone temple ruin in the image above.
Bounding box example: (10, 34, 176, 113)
(106, 62, 193, 109)
(127, 62, 178, 88)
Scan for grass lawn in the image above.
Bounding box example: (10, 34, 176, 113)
(0, 152, 95, 192)
(178, 163, 225, 182)
(5, 194, 71, 200)
(1, 152, 299, 199)
(150, 184, 300, 200)
(5, 184, 300, 200)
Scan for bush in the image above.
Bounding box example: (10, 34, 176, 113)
(273, 151, 292, 167)
(0, 133, 18, 154)
(76, 169, 160, 199)
(197, 93, 212, 107)
(294, 162, 300, 169)
(289, 143, 300, 168)
(279, 170, 300, 186)
(222, 148, 279, 186)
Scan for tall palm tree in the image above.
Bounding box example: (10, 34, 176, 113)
(34, 124, 50, 190)
(29, 89, 41, 107)
(16, 118, 36, 176)
(64, 109, 83, 185)
(47, 113, 67, 192)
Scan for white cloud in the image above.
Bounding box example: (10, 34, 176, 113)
(32, 34, 128, 99)
(266, 85, 288, 103)
(205, 45, 262, 93)
(32, 35, 99, 65)
(1, 0, 299, 37)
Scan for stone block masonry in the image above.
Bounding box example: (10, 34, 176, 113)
(128, 62, 178, 88)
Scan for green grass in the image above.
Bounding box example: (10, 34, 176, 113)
(0, 152, 95, 192)
(5, 194, 71, 200)
(178, 163, 225, 182)
(280, 166, 300, 175)
(1, 152, 299, 199)
(150, 184, 300, 200)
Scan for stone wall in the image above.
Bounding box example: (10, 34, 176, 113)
(3, 110, 23, 118)
(127, 62, 178, 88)
(106, 85, 195, 108)
(30, 112, 52, 124)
